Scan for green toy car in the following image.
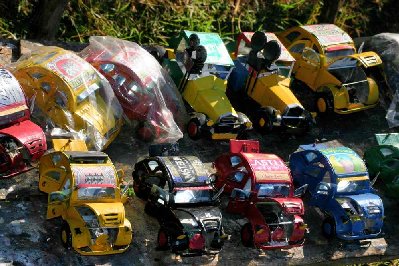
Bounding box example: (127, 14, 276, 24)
(162, 30, 252, 140)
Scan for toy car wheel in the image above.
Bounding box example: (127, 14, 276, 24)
(241, 223, 254, 247)
(322, 217, 336, 239)
(157, 228, 170, 250)
(60, 222, 72, 249)
(316, 91, 334, 114)
(254, 108, 274, 134)
(187, 118, 202, 140)
(132, 170, 147, 199)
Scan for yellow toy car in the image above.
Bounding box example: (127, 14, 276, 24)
(278, 24, 382, 114)
(38, 139, 132, 255)
(12, 46, 123, 150)
(163, 30, 252, 140)
(228, 32, 314, 134)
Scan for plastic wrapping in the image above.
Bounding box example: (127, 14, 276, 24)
(11, 46, 123, 151)
(80, 36, 185, 143)
(361, 33, 399, 127)
(0, 68, 46, 177)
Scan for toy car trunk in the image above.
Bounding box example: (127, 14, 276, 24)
(278, 24, 382, 115)
(213, 140, 307, 249)
(0, 68, 46, 178)
(80, 36, 184, 143)
(289, 142, 384, 240)
(228, 32, 314, 134)
(39, 139, 132, 255)
(363, 133, 399, 198)
(12, 46, 124, 151)
(133, 151, 226, 255)
(162, 30, 252, 140)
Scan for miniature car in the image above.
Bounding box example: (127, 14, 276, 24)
(364, 144, 399, 198)
(38, 138, 132, 255)
(228, 32, 314, 134)
(12, 46, 124, 150)
(162, 30, 252, 140)
(289, 142, 384, 240)
(80, 36, 184, 142)
(213, 140, 307, 249)
(0, 68, 47, 177)
(278, 24, 382, 114)
(133, 148, 226, 255)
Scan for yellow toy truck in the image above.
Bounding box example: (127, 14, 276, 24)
(278, 24, 382, 115)
(38, 138, 132, 255)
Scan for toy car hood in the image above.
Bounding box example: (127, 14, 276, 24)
(337, 193, 383, 215)
(80, 202, 125, 226)
(237, 32, 295, 62)
(241, 153, 291, 183)
(300, 24, 354, 48)
(263, 197, 304, 215)
(176, 30, 234, 67)
(175, 206, 222, 222)
(159, 156, 209, 185)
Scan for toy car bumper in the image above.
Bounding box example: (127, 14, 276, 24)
(337, 230, 382, 240)
(334, 102, 378, 114)
(256, 238, 305, 250)
(76, 244, 130, 255)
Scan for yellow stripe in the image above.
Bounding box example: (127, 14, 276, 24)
(0, 105, 27, 116)
(337, 176, 369, 182)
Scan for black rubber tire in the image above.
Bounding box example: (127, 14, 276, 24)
(316, 90, 334, 115)
(132, 170, 147, 199)
(322, 216, 336, 240)
(241, 223, 254, 247)
(187, 118, 202, 140)
(60, 222, 72, 249)
(157, 227, 170, 250)
(254, 107, 274, 134)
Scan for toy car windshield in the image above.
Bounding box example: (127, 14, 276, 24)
(336, 176, 370, 193)
(256, 183, 291, 198)
(173, 186, 215, 205)
(77, 185, 116, 200)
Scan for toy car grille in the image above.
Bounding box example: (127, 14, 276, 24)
(103, 213, 120, 225)
(202, 219, 220, 231)
(362, 55, 378, 65)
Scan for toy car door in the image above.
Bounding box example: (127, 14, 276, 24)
(39, 153, 68, 193)
(301, 151, 326, 191)
(227, 178, 252, 214)
(135, 159, 166, 197)
(310, 181, 334, 209)
(47, 178, 71, 219)
(296, 47, 321, 88)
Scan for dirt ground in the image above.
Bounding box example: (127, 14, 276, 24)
(0, 103, 399, 266)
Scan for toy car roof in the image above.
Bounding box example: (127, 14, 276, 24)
(0, 69, 27, 110)
(65, 151, 109, 161)
(176, 30, 234, 67)
(238, 32, 295, 62)
(300, 24, 354, 47)
(158, 155, 209, 186)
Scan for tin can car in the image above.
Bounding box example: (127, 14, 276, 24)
(364, 144, 399, 198)
(133, 147, 226, 255)
(278, 24, 382, 115)
(38, 139, 132, 255)
(213, 140, 307, 249)
(80, 36, 184, 142)
(0, 68, 46, 177)
(289, 142, 384, 240)
(162, 30, 252, 140)
(228, 32, 314, 134)
(12, 46, 123, 150)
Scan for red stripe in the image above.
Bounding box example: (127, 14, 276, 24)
(174, 186, 211, 191)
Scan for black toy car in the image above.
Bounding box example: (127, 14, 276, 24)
(133, 153, 226, 255)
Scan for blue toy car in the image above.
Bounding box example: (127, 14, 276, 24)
(289, 142, 384, 240)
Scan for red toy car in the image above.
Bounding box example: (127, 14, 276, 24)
(0, 68, 46, 177)
(81, 36, 185, 142)
(213, 140, 307, 249)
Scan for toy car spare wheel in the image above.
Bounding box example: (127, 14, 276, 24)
(255, 107, 274, 134)
(241, 223, 254, 247)
(61, 222, 72, 249)
(322, 216, 336, 239)
(157, 228, 170, 250)
(316, 90, 334, 114)
(187, 118, 202, 140)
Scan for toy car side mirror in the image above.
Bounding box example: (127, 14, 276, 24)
(117, 169, 125, 184)
(294, 184, 308, 197)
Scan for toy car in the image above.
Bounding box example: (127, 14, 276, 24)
(162, 30, 252, 140)
(133, 147, 226, 255)
(38, 138, 132, 255)
(213, 140, 307, 249)
(364, 143, 399, 198)
(228, 32, 314, 134)
(12, 46, 124, 150)
(289, 141, 384, 240)
(0, 68, 46, 178)
(80, 36, 184, 142)
(278, 24, 382, 115)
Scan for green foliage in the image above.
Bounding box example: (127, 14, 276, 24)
(0, 0, 397, 44)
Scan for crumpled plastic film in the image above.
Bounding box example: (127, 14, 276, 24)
(10, 46, 124, 151)
(362, 33, 399, 127)
(80, 36, 185, 143)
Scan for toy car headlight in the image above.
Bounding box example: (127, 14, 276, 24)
(367, 205, 381, 214)
(206, 120, 214, 127)
(237, 112, 250, 123)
